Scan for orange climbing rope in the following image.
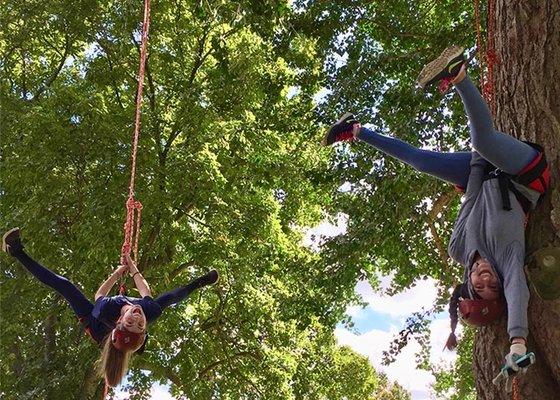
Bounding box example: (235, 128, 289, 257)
(475, 4, 520, 398)
(120, 0, 151, 270)
(102, 0, 152, 396)
(512, 376, 520, 400)
(474, 0, 498, 115)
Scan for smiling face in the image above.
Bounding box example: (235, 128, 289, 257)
(118, 304, 147, 333)
(470, 256, 501, 300)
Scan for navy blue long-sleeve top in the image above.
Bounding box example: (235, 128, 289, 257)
(83, 295, 162, 343)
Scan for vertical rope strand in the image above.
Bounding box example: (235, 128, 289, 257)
(484, 0, 497, 116)
(474, 0, 486, 74)
(120, 0, 151, 265)
(474, 0, 497, 115)
(104, 2, 152, 398)
(512, 376, 520, 400)
(127, 0, 151, 200)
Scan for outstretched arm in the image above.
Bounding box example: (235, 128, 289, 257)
(95, 265, 128, 300)
(123, 254, 152, 298)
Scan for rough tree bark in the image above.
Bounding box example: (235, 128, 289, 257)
(473, 1, 560, 399)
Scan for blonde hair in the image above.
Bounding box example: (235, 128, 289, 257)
(98, 335, 133, 387)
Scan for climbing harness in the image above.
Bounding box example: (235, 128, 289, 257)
(482, 142, 549, 214)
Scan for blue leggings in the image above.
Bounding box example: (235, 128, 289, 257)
(14, 250, 94, 317)
(357, 76, 537, 186)
(153, 278, 205, 309)
(14, 250, 202, 317)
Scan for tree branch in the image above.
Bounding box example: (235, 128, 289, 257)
(136, 360, 183, 387)
(426, 190, 456, 269)
(198, 351, 260, 379)
(97, 40, 125, 110)
(33, 34, 72, 101)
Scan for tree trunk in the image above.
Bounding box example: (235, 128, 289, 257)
(44, 312, 58, 400)
(473, 1, 560, 399)
(80, 365, 100, 400)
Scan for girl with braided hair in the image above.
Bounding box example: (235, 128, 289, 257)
(323, 45, 550, 376)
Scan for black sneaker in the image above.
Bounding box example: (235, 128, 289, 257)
(416, 45, 465, 89)
(322, 112, 359, 146)
(2, 228, 23, 256)
(198, 269, 219, 287)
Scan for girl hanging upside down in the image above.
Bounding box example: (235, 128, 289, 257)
(323, 45, 550, 378)
(2, 228, 219, 387)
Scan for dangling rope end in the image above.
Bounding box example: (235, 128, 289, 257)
(118, 283, 127, 296)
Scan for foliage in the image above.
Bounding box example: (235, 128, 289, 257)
(431, 327, 476, 400)
(0, 0, 414, 399)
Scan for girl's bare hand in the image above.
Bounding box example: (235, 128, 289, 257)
(124, 254, 139, 274)
(115, 264, 129, 277)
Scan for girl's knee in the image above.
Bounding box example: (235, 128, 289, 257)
(471, 133, 497, 154)
(411, 151, 435, 173)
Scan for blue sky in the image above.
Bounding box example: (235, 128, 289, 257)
(334, 278, 459, 400)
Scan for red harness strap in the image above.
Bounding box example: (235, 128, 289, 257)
(514, 150, 550, 194)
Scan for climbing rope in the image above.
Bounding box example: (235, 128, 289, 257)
(473, 0, 498, 115)
(101, 1, 151, 398)
(120, 0, 151, 262)
(512, 376, 520, 400)
(119, 0, 151, 271)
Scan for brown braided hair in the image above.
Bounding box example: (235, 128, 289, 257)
(445, 283, 470, 351)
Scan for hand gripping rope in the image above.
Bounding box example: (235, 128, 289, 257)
(492, 353, 536, 399)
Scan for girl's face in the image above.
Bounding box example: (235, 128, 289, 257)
(470, 258, 500, 300)
(118, 304, 146, 333)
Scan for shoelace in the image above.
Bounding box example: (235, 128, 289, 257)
(438, 77, 455, 94)
(336, 131, 355, 142)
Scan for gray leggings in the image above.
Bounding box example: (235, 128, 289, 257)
(357, 76, 537, 187)
(455, 76, 537, 174)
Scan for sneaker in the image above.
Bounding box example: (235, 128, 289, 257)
(416, 45, 465, 89)
(2, 228, 23, 256)
(199, 269, 219, 287)
(322, 112, 359, 146)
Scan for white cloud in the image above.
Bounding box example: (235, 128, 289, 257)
(335, 279, 462, 400)
(313, 87, 332, 104)
(335, 317, 459, 400)
(114, 382, 174, 400)
(335, 326, 434, 399)
(150, 384, 175, 400)
(429, 318, 463, 366)
(354, 277, 439, 318)
(303, 213, 348, 250)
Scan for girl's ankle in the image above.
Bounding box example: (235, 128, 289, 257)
(352, 123, 361, 138)
(452, 65, 467, 85)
